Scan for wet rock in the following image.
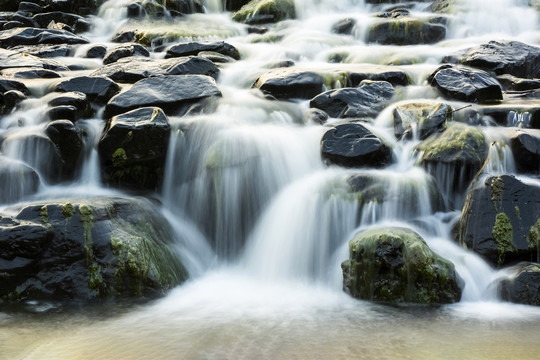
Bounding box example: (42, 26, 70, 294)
(138, 0, 204, 17)
(0, 156, 40, 204)
(85, 44, 106, 59)
(497, 74, 540, 92)
(0, 47, 69, 71)
(104, 74, 222, 117)
(499, 263, 540, 306)
(32, 11, 91, 33)
(47, 105, 79, 122)
(3, 21, 26, 30)
(226, 0, 250, 11)
(19, 2, 44, 14)
(458, 175, 540, 267)
(9, 43, 71, 58)
(331, 18, 357, 35)
(443, 40, 540, 79)
(0, 197, 187, 306)
(1, 67, 61, 79)
(0, 27, 89, 48)
(55, 76, 121, 104)
(47, 91, 93, 118)
(10, 12, 38, 28)
(392, 102, 451, 140)
(415, 123, 487, 208)
(342, 227, 463, 304)
(254, 69, 325, 100)
(321, 123, 393, 168)
(0, 0, 19, 11)
(367, 17, 446, 45)
(428, 65, 503, 103)
(509, 129, 540, 173)
(310, 80, 394, 119)
(45, 0, 107, 16)
(429, 0, 453, 13)
(103, 43, 150, 65)
(0, 89, 26, 113)
(111, 29, 135, 43)
(165, 41, 241, 60)
(0, 77, 30, 96)
(98, 107, 171, 191)
(233, 0, 295, 24)
(45, 119, 84, 178)
(304, 108, 328, 125)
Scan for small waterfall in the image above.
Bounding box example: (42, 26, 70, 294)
(483, 128, 517, 175)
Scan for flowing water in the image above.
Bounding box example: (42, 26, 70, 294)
(2, 0, 540, 359)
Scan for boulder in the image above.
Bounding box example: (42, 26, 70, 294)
(164, 41, 241, 60)
(102, 43, 150, 65)
(509, 129, 540, 173)
(32, 11, 91, 33)
(104, 74, 222, 117)
(498, 263, 540, 306)
(458, 175, 540, 267)
(47, 91, 93, 118)
(55, 76, 121, 104)
(442, 40, 540, 79)
(98, 107, 171, 191)
(0, 197, 187, 306)
(1, 67, 61, 78)
(0, 27, 89, 48)
(0, 77, 29, 95)
(367, 18, 446, 45)
(428, 64, 503, 103)
(45, 0, 108, 16)
(392, 102, 452, 140)
(321, 123, 393, 168)
(342, 227, 463, 304)
(44, 120, 84, 179)
(0, 156, 40, 204)
(232, 0, 295, 24)
(310, 80, 394, 119)
(254, 69, 325, 100)
(85, 44, 106, 59)
(0, 89, 26, 114)
(0, 47, 69, 71)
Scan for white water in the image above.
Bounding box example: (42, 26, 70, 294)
(3, 0, 540, 358)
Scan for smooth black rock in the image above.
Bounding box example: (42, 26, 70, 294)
(55, 76, 121, 104)
(165, 41, 241, 60)
(102, 43, 150, 65)
(0, 27, 89, 48)
(0, 77, 30, 95)
(321, 123, 393, 168)
(47, 91, 93, 117)
(254, 69, 325, 100)
(32, 11, 91, 33)
(0, 47, 69, 71)
(18, 2, 45, 14)
(47, 104, 79, 121)
(0, 156, 40, 204)
(45, 119, 83, 178)
(1, 67, 61, 78)
(85, 44, 106, 58)
(0, 89, 26, 113)
(458, 175, 540, 267)
(428, 64, 503, 103)
(104, 74, 222, 117)
(499, 263, 540, 306)
(509, 129, 540, 173)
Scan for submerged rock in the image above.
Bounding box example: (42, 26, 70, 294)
(458, 175, 540, 267)
(342, 227, 463, 304)
(321, 123, 393, 168)
(392, 102, 452, 140)
(232, 0, 295, 24)
(498, 263, 540, 306)
(0, 197, 188, 306)
(509, 129, 540, 173)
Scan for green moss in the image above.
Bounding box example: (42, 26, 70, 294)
(490, 175, 504, 209)
(62, 203, 75, 218)
(112, 148, 127, 167)
(492, 212, 515, 265)
(527, 219, 540, 262)
(88, 262, 103, 291)
(39, 205, 48, 223)
(232, 0, 296, 23)
(515, 206, 521, 219)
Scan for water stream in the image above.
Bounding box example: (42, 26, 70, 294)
(2, 0, 540, 359)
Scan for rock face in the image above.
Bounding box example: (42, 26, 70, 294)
(428, 65, 503, 103)
(98, 107, 171, 191)
(499, 263, 540, 306)
(392, 102, 451, 140)
(342, 227, 463, 304)
(321, 123, 393, 168)
(367, 18, 446, 45)
(458, 175, 540, 267)
(310, 81, 394, 119)
(0, 197, 187, 305)
(104, 74, 222, 117)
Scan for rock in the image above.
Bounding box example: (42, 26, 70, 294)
(310, 80, 394, 119)
(341, 227, 463, 304)
(47, 91, 93, 118)
(392, 102, 452, 140)
(0, 197, 187, 305)
(85, 44, 106, 59)
(102, 43, 150, 65)
(225, 0, 250, 11)
(497, 74, 540, 92)
(499, 263, 540, 306)
(367, 17, 446, 45)
(303, 108, 328, 125)
(44, 119, 84, 178)
(104, 74, 222, 117)
(45, 0, 107, 16)
(428, 64, 503, 103)
(55, 76, 121, 104)
(0, 89, 26, 114)
(19, 2, 44, 14)
(331, 18, 356, 35)
(443, 40, 540, 79)
(32, 11, 91, 33)
(415, 123, 487, 208)
(47, 105, 79, 122)
(321, 123, 393, 168)
(429, 0, 453, 13)
(1, 67, 61, 79)
(138, 0, 204, 17)
(0, 77, 30, 96)
(0, 0, 19, 12)
(458, 175, 540, 266)
(233, 0, 295, 24)
(164, 41, 241, 60)
(0, 156, 40, 204)
(98, 107, 171, 191)
(0, 47, 69, 71)
(254, 69, 325, 100)
(509, 129, 540, 173)
(0, 27, 89, 48)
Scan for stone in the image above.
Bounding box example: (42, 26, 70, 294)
(0, 27, 89, 48)
(164, 40, 241, 60)
(499, 263, 540, 306)
(32, 11, 91, 33)
(254, 69, 325, 100)
(367, 17, 446, 45)
(232, 0, 295, 24)
(0, 156, 40, 204)
(44, 119, 84, 179)
(509, 129, 540, 173)
(55, 76, 121, 104)
(392, 102, 451, 140)
(102, 43, 150, 65)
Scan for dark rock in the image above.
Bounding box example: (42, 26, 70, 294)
(458, 175, 540, 267)
(165, 41, 241, 60)
(497, 74, 540, 92)
(0, 0, 19, 12)
(367, 18, 446, 45)
(392, 102, 451, 140)
(47, 105, 79, 122)
(499, 263, 540, 306)
(19, 2, 44, 14)
(428, 64, 503, 103)
(111, 29, 135, 43)
(47, 91, 93, 118)
(331, 18, 357, 35)
(9, 43, 71, 58)
(310, 80, 394, 119)
(321, 123, 393, 168)
(232, 0, 295, 24)
(98, 107, 171, 191)
(0, 47, 69, 71)
(102, 43, 150, 65)
(254, 69, 325, 100)
(1, 89, 26, 113)
(304, 108, 328, 125)
(342, 227, 463, 304)
(45, 0, 107, 16)
(442, 40, 540, 79)
(0, 27, 89, 48)
(10, 13, 38, 28)
(55, 76, 121, 104)
(0, 156, 40, 204)
(225, 0, 250, 11)
(127, 2, 143, 18)
(509, 129, 540, 173)
(104, 74, 222, 117)
(3, 21, 26, 30)
(0, 77, 30, 95)
(84, 44, 106, 59)
(1, 67, 61, 78)
(32, 11, 91, 33)
(44, 119, 83, 178)
(0, 197, 187, 305)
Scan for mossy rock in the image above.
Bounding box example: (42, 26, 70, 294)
(342, 227, 463, 304)
(232, 0, 295, 24)
(392, 102, 452, 140)
(0, 197, 188, 307)
(366, 18, 446, 45)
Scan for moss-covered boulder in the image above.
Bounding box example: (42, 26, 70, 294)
(232, 0, 295, 24)
(415, 122, 487, 208)
(342, 227, 463, 304)
(392, 102, 452, 140)
(498, 263, 540, 306)
(0, 197, 187, 307)
(458, 175, 540, 267)
(366, 17, 446, 45)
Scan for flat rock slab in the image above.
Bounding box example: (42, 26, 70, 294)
(0, 27, 89, 48)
